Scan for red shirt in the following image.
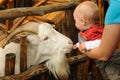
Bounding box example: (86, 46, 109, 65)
(79, 24, 103, 41)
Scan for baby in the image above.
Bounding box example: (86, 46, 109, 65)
(73, 1, 103, 51)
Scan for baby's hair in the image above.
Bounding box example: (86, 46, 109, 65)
(76, 1, 99, 24)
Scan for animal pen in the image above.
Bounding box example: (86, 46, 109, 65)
(0, 0, 110, 80)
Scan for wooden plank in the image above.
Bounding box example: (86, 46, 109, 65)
(5, 53, 16, 76)
(98, 0, 104, 26)
(20, 34, 27, 73)
(0, 54, 86, 80)
(0, 0, 80, 19)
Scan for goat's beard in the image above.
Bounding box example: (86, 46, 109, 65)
(45, 52, 69, 80)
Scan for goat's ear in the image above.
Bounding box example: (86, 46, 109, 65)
(27, 34, 39, 45)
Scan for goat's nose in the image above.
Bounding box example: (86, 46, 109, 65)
(68, 40, 73, 45)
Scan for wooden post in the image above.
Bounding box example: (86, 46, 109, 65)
(98, 0, 105, 27)
(0, 54, 86, 80)
(14, 0, 32, 7)
(20, 34, 27, 73)
(82, 58, 91, 80)
(5, 53, 16, 76)
(5, 0, 14, 31)
(62, 9, 80, 79)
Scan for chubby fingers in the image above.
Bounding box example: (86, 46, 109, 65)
(73, 42, 79, 49)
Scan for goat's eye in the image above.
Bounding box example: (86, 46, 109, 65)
(44, 36, 48, 40)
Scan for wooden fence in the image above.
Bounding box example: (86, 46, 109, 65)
(0, 0, 105, 80)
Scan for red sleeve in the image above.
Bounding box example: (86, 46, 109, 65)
(80, 25, 103, 41)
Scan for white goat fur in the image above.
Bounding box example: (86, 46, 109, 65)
(0, 22, 73, 79)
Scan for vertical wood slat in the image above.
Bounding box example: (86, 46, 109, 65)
(82, 58, 91, 80)
(5, 53, 16, 76)
(39, 74, 46, 80)
(14, 0, 32, 7)
(5, 0, 14, 30)
(20, 34, 27, 73)
(98, 0, 104, 27)
(62, 9, 80, 79)
(8, 0, 47, 34)
(91, 60, 103, 80)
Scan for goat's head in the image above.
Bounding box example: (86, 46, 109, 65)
(2, 22, 73, 79)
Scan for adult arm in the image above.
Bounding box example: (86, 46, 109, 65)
(79, 24, 120, 61)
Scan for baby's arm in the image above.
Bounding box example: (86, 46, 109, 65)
(73, 40, 101, 51)
(85, 40, 101, 50)
(73, 41, 86, 50)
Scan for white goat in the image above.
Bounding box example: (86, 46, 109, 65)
(0, 22, 73, 79)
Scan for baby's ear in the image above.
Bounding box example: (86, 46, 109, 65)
(27, 34, 39, 45)
(80, 18, 86, 26)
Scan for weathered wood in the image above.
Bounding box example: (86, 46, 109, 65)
(7, 0, 48, 33)
(14, 0, 32, 7)
(5, 53, 16, 76)
(7, 17, 26, 33)
(20, 34, 27, 73)
(0, 0, 9, 6)
(61, 9, 80, 79)
(98, 0, 105, 27)
(82, 58, 91, 80)
(5, 0, 14, 31)
(0, 23, 7, 41)
(33, 0, 48, 7)
(0, 54, 86, 80)
(0, 0, 80, 19)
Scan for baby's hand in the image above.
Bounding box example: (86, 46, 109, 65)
(73, 42, 87, 53)
(79, 42, 87, 53)
(73, 42, 79, 49)
(73, 41, 86, 49)
(79, 42, 86, 50)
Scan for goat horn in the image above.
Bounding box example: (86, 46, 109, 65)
(1, 22, 40, 48)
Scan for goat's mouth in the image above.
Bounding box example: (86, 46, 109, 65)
(63, 46, 73, 53)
